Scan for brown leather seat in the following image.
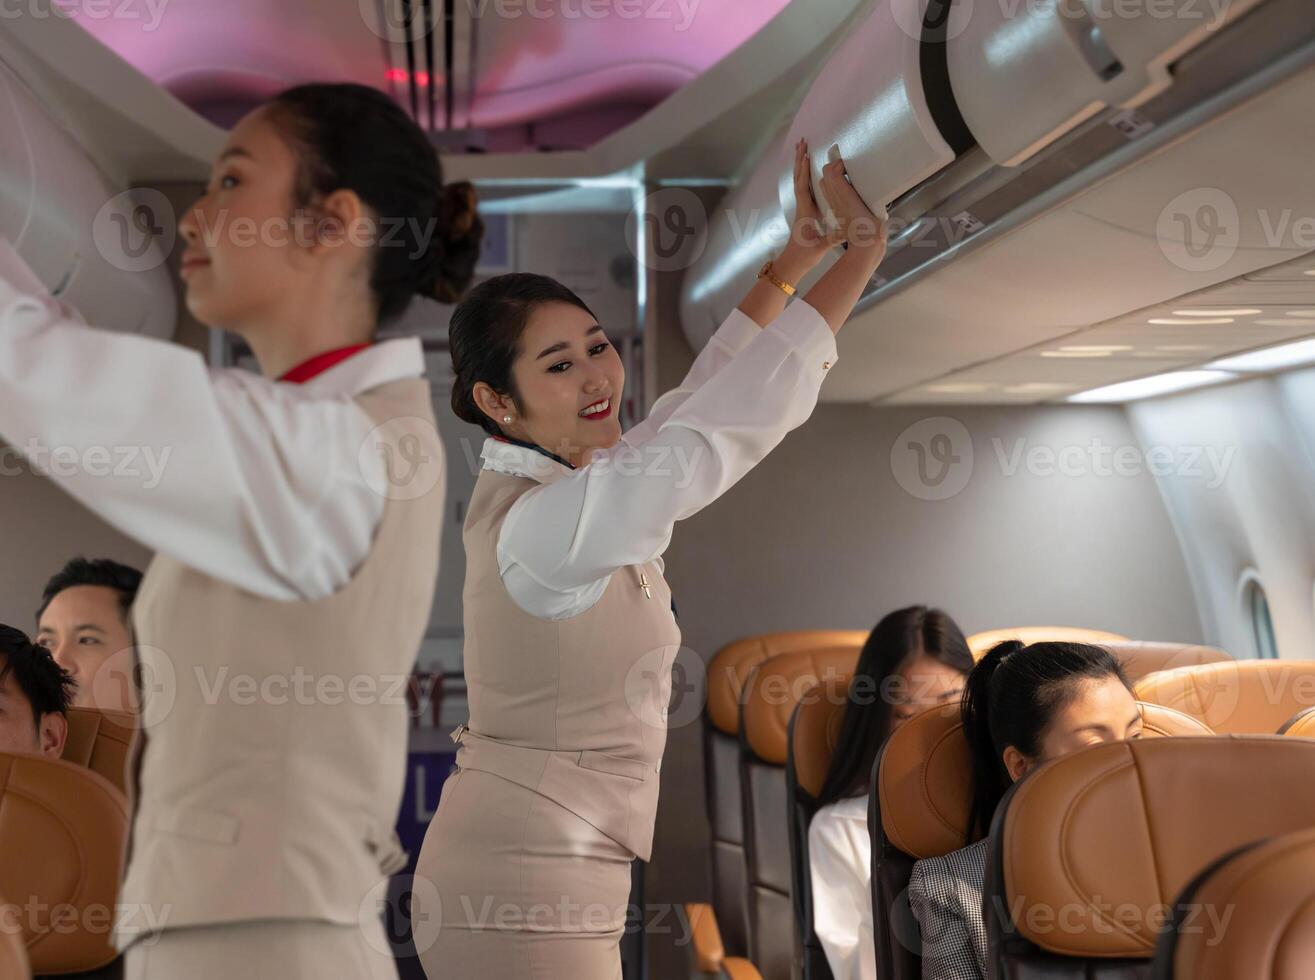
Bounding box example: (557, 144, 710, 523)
(0, 901, 30, 980)
(0, 753, 128, 977)
(60, 706, 135, 795)
(1099, 641, 1231, 683)
(786, 679, 860, 979)
(967, 626, 1128, 656)
(985, 737, 1315, 978)
(688, 631, 866, 978)
(1152, 826, 1315, 980)
(1279, 705, 1315, 737)
(874, 701, 1211, 980)
(1134, 660, 1315, 733)
(739, 647, 860, 980)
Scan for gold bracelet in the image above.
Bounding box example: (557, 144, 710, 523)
(757, 260, 797, 297)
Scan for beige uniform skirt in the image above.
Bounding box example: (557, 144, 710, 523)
(414, 767, 635, 979)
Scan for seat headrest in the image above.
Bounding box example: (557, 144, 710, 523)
(60, 706, 135, 794)
(707, 631, 867, 737)
(790, 681, 847, 799)
(999, 736, 1315, 958)
(1134, 660, 1315, 733)
(1100, 641, 1231, 682)
(879, 701, 1212, 860)
(967, 626, 1128, 656)
(741, 647, 859, 765)
(0, 753, 127, 973)
(1159, 827, 1315, 979)
(1280, 705, 1315, 737)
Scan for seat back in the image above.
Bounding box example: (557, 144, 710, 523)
(1099, 641, 1231, 683)
(1152, 826, 1315, 980)
(0, 901, 30, 980)
(967, 626, 1128, 656)
(60, 706, 135, 794)
(0, 753, 128, 975)
(1280, 705, 1315, 736)
(785, 680, 854, 980)
(874, 702, 1211, 980)
(986, 737, 1315, 979)
(1135, 660, 1315, 733)
(741, 647, 860, 980)
(703, 631, 866, 962)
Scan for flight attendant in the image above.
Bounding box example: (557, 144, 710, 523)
(414, 139, 887, 978)
(0, 83, 481, 977)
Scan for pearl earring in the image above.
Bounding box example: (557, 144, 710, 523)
(502, 415, 513, 424)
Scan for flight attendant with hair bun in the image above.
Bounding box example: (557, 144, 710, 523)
(414, 139, 888, 978)
(0, 83, 482, 977)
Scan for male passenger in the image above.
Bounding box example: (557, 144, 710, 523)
(35, 557, 142, 713)
(0, 624, 73, 758)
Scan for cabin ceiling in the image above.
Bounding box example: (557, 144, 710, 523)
(67, 0, 792, 150)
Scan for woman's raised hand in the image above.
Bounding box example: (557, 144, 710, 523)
(817, 148, 888, 262)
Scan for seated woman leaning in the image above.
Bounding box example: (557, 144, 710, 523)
(909, 641, 1144, 980)
(808, 606, 974, 980)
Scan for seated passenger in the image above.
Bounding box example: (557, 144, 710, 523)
(808, 606, 974, 980)
(35, 557, 142, 713)
(0, 624, 74, 758)
(909, 641, 1143, 980)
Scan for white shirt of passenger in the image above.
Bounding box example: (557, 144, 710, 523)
(0, 237, 418, 601)
(809, 794, 877, 980)
(476, 297, 838, 620)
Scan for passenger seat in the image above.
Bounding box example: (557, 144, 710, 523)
(1152, 826, 1315, 979)
(873, 701, 1210, 980)
(1135, 660, 1315, 733)
(0, 752, 127, 978)
(984, 736, 1315, 977)
(60, 706, 134, 795)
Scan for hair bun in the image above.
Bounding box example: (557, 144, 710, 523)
(423, 181, 484, 304)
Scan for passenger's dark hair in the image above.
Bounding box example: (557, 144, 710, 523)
(448, 273, 597, 437)
(37, 557, 143, 624)
(0, 624, 75, 731)
(962, 640, 1132, 841)
(814, 606, 973, 807)
(266, 83, 484, 323)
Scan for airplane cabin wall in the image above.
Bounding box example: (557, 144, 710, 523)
(1129, 367, 1315, 661)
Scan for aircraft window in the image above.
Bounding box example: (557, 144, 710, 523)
(1247, 580, 1280, 659)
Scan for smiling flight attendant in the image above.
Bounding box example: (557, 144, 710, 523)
(413, 139, 888, 979)
(0, 83, 481, 978)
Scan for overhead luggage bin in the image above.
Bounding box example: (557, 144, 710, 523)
(0, 60, 177, 340)
(681, 0, 957, 349)
(947, 0, 1269, 166)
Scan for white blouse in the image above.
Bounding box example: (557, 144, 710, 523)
(479, 298, 838, 620)
(808, 794, 877, 980)
(0, 237, 423, 601)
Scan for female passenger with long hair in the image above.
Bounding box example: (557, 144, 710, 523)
(909, 641, 1144, 980)
(413, 138, 887, 978)
(0, 83, 481, 977)
(808, 606, 974, 980)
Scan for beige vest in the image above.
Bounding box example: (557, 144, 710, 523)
(454, 468, 682, 861)
(115, 378, 443, 946)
